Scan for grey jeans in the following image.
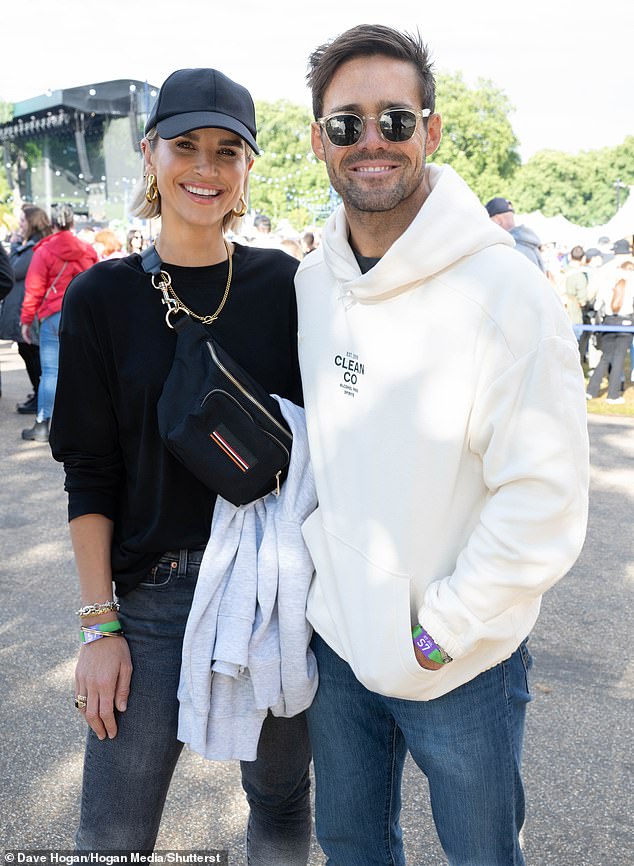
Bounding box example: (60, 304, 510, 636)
(75, 548, 312, 863)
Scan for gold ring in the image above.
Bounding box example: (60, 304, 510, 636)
(74, 694, 87, 710)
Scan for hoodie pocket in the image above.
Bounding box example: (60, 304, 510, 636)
(302, 511, 440, 698)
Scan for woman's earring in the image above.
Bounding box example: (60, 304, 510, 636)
(145, 173, 159, 204)
(232, 195, 248, 218)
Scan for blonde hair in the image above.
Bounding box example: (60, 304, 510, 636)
(129, 127, 253, 234)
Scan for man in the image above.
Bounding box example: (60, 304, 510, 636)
(560, 244, 595, 361)
(295, 24, 589, 866)
(250, 212, 284, 249)
(301, 231, 318, 255)
(596, 235, 614, 265)
(485, 195, 546, 272)
(585, 257, 634, 404)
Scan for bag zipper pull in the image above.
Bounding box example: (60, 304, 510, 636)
(274, 471, 281, 496)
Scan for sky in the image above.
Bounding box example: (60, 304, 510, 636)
(1, 0, 632, 161)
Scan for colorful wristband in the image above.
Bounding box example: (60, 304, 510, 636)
(412, 624, 452, 665)
(80, 620, 124, 644)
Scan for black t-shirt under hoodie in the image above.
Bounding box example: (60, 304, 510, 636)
(50, 243, 302, 595)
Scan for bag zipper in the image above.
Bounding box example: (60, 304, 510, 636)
(205, 342, 292, 443)
(202, 388, 290, 461)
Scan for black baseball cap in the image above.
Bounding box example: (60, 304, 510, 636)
(612, 238, 631, 254)
(485, 197, 514, 217)
(145, 68, 259, 153)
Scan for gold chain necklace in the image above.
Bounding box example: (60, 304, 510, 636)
(154, 238, 233, 325)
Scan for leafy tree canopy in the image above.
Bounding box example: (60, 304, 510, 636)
(510, 136, 634, 226)
(250, 100, 329, 229)
(430, 73, 521, 202)
(0, 100, 14, 223)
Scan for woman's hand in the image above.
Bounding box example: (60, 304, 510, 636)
(21, 323, 32, 344)
(69, 513, 125, 738)
(75, 636, 133, 739)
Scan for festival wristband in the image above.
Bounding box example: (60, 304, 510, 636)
(80, 621, 124, 644)
(412, 624, 453, 665)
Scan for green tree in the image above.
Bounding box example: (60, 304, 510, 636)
(431, 73, 521, 202)
(509, 150, 585, 220)
(250, 100, 330, 228)
(509, 136, 634, 226)
(0, 104, 12, 123)
(0, 99, 14, 221)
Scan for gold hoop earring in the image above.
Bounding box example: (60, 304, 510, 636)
(232, 195, 248, 218)
(145, 173, 159, 204)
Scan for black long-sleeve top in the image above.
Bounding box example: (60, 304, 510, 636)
(50, 243, 302, 595)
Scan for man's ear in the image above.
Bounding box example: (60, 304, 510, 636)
(424, 113, 442, 158)
(311, 122, 327, 163)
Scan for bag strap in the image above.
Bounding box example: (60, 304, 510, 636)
(140, 244, 191, 330)
(44, 261, 68, 300)
(140, 244, 162, 276)
(35, 261, 68, 316)
(49, 260, 68, 292)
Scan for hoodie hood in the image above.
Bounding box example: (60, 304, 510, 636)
(34, 229, 95, 263)
(318, 163, 514, 303)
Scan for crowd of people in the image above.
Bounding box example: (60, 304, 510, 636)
(545, 239, 634, 403)
(3, 193, 631, 439)
(0, 204, 321, 443)
(483, 195, 634, 403)
(0, 24, 623, 864)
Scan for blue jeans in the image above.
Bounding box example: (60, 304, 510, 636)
(37, 310, 61, 421)
(76, 549, 312, 862)
(307, 634, 532, 866)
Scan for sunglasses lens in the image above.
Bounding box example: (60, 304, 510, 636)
(325, 114, 364, 146)
(380, 110, 417, 142)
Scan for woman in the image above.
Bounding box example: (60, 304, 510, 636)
(49, 68, 311, 859)
(0, 242, 14, 398)
(20, 203, 97, 441)
(94, 228, 125, 260)
(126, 228, 145, 254)
(0, 205, 52, 413)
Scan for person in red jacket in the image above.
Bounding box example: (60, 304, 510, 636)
(20, 203, 97, 441)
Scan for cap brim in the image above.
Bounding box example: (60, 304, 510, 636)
(154, 111, 259, 154)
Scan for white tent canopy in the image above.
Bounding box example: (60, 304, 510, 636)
(601, 186, 634, 241)
(516, 186, 633, 249)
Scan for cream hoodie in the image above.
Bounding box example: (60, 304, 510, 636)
(296, 164, 589, 701)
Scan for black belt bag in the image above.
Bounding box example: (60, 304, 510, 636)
(141, 246, 292, 506)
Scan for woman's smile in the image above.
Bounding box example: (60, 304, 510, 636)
(181, 183, 224, 202)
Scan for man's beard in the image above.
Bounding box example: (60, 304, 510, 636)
(325, 154, 426, 213)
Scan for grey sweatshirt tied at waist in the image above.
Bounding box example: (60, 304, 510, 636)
(178, 399, 318, 761)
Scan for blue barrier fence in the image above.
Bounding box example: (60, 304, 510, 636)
(573, 324, 634, 337)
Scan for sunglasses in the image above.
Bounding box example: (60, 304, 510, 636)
(317, 107, 431, 148)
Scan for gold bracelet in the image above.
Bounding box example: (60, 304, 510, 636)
(75, 600, 120, 618)
(80, 626, 125, 637)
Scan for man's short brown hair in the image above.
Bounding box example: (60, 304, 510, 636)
(306, 24, 435, 120)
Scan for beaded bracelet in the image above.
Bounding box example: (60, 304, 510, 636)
(76, 600, 120, 618)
